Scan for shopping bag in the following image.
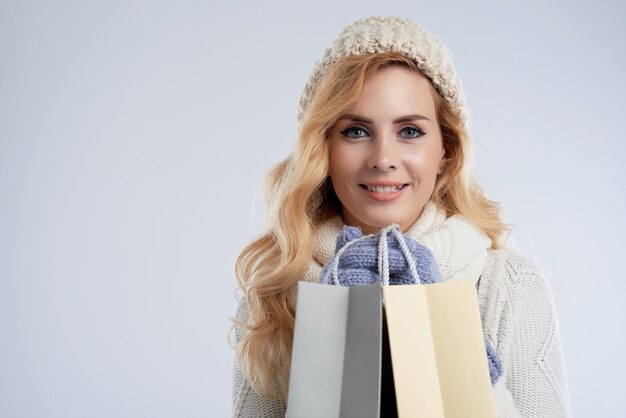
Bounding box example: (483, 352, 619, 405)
(286, 281, 382, 418)
(384, 280, 496, 417)
(286, 224, 496, 418)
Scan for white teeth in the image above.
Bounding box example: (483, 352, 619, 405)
(366, 184, 404, 193)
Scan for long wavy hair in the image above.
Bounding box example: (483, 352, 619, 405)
(231, 51, 511, 400)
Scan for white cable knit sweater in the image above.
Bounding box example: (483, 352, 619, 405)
(231, 201, 572, 417)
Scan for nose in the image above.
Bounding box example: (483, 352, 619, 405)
(367, 134, 397, 172)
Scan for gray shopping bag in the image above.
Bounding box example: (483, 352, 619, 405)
(285, 281, 382, 418)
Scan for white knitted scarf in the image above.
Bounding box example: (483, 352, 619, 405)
(301, 200, 493, 287)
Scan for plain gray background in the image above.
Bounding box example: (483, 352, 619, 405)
(1, 0, 624, 417)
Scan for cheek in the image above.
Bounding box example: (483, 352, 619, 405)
(405, 145, 444, 175)
(329, 141, 357, 182)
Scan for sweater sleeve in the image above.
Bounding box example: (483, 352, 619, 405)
(490, 253, 572, 417)
(231, 299, 287, 418)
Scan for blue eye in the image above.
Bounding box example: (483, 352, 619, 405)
(341, 126, 369, 138)
(401, 126, 425, 138)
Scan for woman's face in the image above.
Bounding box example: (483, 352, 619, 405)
(328, 65, 445, 234)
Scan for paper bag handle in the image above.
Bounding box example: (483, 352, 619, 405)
(331, 224, 421, 286)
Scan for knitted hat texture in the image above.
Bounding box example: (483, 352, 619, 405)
(297, 16, 471, 136)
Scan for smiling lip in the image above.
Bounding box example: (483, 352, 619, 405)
(359, 182, 409, 202)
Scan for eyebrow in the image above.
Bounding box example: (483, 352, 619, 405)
(337, 113, 431, 123)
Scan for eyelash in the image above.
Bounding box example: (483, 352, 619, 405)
(340, 125, 426, 140)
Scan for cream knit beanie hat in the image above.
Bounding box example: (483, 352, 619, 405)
(297, 16, 471, 136)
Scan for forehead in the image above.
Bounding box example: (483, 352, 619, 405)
(347, 66, 437, 119)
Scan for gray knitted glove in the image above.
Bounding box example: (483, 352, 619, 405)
(319, 225, 442, 286)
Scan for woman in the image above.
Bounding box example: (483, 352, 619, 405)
(230, 16, 572, 417)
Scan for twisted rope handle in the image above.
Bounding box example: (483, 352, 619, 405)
(331, 231, 376, 286)
(379, 224, 421, 285)
(331, 224, 421, 286)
